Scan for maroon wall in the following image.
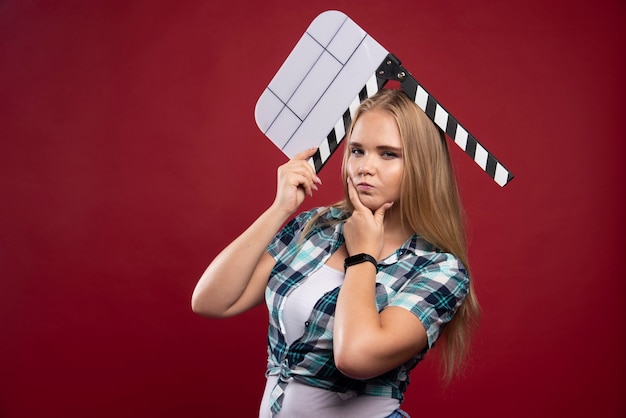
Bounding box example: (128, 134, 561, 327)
(1, 1, 625, 417)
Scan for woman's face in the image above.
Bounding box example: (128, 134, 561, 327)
(346, 109, 404, 212)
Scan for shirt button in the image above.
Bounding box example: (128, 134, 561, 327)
(304, 321, 310, 328)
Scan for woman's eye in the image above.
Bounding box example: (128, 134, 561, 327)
(382, 151, 398, 159)
(350, 148, 364, 156)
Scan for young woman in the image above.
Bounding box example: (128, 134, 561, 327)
(192, 89, 480, 417)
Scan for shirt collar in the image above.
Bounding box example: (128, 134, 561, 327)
(325, 207, 437, 264)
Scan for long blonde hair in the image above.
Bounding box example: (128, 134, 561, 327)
(307, 89, 480, 381)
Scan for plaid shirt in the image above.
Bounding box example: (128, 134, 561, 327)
(265, 207, 469, 415)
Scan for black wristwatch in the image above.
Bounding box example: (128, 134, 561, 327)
(344, 253, 378, 272)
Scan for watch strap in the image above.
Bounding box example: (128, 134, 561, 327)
(344, 253, 378, 273)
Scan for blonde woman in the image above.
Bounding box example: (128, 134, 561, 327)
(192, 89, 480, 417)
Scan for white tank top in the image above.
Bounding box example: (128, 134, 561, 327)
(259, 264, 400, 417)
(282, 264, 343, 345)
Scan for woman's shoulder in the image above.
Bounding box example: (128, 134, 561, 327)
(406, 235, 467, 274)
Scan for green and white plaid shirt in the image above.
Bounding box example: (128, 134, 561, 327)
(265, 207, 469, 416)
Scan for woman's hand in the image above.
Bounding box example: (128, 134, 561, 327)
(343, 177, 393, 259)
(271, 148, 322, 216)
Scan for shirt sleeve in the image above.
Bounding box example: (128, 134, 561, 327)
(387, 253, 470, 348)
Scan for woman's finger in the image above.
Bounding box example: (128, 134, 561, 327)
(293, 147, 319, 161)
(374, 201, 394, 224)
(289, 149, 322, 184)
(347, 177, 367, 212)
(293, 173, 315, 197)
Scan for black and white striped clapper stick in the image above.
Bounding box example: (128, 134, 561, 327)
(255, 10, 513, 187)
(311, 54, 514, 187)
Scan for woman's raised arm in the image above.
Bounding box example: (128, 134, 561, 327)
(191, 148, 322, 318)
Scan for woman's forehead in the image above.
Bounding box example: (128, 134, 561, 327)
(350, 110, 402, 146)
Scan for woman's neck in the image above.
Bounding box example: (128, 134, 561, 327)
(383, 205, 413, 246)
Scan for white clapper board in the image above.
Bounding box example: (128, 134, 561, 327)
(254, 10, 514, 187)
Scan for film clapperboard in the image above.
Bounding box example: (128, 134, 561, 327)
(254, 10, 514, 187)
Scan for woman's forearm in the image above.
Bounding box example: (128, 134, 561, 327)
(333, 262, 382, 376)
(191, 204, 291, 317)
(333, 262, 428, 380)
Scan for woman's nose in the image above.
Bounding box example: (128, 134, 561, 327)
(359, 156, 375, 175)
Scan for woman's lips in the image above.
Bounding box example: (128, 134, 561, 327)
(356, 182, 373, 192)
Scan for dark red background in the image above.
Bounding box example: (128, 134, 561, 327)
(1, 1, 625, 417)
